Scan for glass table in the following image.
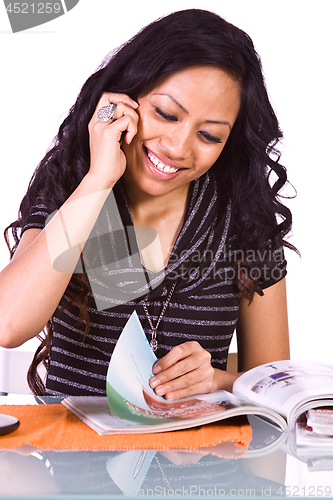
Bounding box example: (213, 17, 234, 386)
(1, 395, 333, 499)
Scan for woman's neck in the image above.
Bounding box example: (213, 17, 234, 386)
(121, 178, 191, 272)
(122, 177, 190, 224)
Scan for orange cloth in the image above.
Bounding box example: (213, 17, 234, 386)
(0, 404, 252, 452)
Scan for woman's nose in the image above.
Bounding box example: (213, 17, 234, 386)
(160, 124, 193, 161)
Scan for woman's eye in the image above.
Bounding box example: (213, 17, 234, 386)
(199, 131, 222, 144)
(154, 107, 222, 143)
(154, 107, 178, 122)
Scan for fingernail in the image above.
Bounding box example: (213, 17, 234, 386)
(150, 377, 160, 389)
(152, 365, 161, 374)
(155, 386, 166, 396)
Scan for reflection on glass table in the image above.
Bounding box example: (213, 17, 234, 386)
(0, 395, 333, 498)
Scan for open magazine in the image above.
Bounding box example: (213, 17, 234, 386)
(63, 312, 333, 443)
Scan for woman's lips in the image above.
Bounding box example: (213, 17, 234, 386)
(144, 147, 183, 178)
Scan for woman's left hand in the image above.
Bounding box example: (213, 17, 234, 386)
(149, 342, 216, 400)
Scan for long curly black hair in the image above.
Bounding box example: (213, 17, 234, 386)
(5, 9, 296, 394)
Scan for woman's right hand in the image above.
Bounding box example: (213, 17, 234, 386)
(88, 93, 139, 188)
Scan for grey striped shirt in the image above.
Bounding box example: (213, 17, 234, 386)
(23, 173, 287, 396)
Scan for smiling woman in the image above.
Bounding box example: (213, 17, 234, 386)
(1, 9, 295, 398)
(122, 66, 240, 201)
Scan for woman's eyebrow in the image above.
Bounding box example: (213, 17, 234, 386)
(152, 93, 231, 130)
(153, 93, 188, 113)
(205, 119, 231, 130)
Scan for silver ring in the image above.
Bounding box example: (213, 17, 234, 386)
(97, 103, 116, 123)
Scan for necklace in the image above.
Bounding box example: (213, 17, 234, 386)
(155, 455, 171, 488)
(142, 282, 177, 352)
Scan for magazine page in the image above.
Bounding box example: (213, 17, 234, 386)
(62, 396, 154, 434)
(106, 310, 163, 423)
(63, 391, 290, 434)
(233, 360, 333, 427)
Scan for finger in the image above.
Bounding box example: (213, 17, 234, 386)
(164, 376, 215, 401)
(111, 102, 139, 144)
(152, 342, 203, 375)
(153, 362, 213, 395)
(91, 103, 139, 145)
(89, 93, 138, 129)
(113, 113, 138, 145)
(111, 102, 139, 121)
(91, 101, 139, 128)
(97, 92, 139, 111)
(151, 352, 210, 390)
(90, 113, 138, 146)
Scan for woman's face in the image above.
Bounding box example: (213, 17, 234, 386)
(122, 66, 241, 200)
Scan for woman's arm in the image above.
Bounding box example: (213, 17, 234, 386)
(149, 277, 290, 398)
(0, 177, 112, 348)
(0, 93, 139, 349)
(236, 277, 290, 372)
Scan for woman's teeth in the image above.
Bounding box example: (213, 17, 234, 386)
(147, 151, 179, 174)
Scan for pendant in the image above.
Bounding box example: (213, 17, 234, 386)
(150, 338, 158, 352)
(150, 327, 158, 352)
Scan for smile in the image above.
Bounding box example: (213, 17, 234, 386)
(146, 150, 179, 174)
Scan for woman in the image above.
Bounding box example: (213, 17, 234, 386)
(0, 9, 294, 397)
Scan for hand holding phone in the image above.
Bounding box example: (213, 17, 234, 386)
(88, 93, 139, 188)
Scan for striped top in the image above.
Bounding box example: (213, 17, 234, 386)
(23, 173, 287, 396)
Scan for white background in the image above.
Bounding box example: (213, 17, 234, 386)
(0, 0, 332, 361)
